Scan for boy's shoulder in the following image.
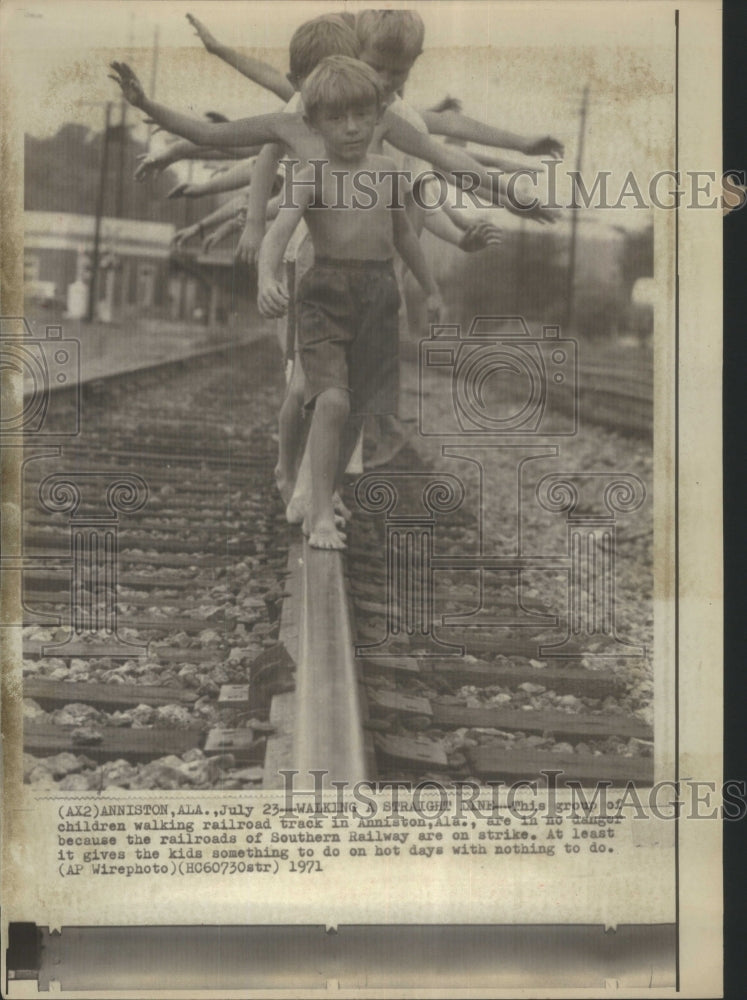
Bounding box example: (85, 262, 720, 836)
(261, 107, 306, 145)
(274, 110, 306, 133)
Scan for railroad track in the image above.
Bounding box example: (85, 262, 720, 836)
(17, 335, 654, 791)
(19, 339, 295, 790)
(343, 443, 653, 788)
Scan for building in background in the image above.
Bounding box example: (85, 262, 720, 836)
(24, 211, 250, 326)
(24, 123, 255, 327)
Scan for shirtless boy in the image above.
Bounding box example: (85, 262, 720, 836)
(256, 56, 444, 550)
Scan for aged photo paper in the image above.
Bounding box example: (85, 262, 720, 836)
(1, 0, 724, 995)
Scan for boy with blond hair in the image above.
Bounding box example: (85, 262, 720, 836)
(109, 23, 533, 504)
(109, 11, 556, 524)
(257, 56, 443, 549)
(185, 10, 510, 505)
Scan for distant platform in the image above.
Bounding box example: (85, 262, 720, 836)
(18, 313, 276, 394)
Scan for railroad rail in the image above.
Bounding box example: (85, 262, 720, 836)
(14, 333, 654, 792)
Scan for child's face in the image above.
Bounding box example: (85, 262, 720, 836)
(357, 44, 418, 100)
(310, 101, 380, 161)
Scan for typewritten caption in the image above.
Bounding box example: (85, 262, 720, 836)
(56, 796, 627, 879)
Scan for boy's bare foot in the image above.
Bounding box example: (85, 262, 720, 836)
(299, 508, 346, 532)
(304, 515, 347, 550)
(286, 491, 308, 525)
(289, 491, 350, 525)
(332, 491, 352, 522)
(274, 465, 294, 507)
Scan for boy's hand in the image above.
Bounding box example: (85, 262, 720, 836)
(134, 151, 168, 182)
(202, 232, 220, 254)
(258, 278, 289, 319)
(187, 14, 220, 54)
(523, 135, 564, 159)
(108, 61, 146, 109)
(459, 221, 503, 252)
(172, 224, 200, 249)
(506, 174, 557, 225)
(235, 219, 264, 265)
(425, 292, 444, 325)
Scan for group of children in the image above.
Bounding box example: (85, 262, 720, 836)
(110, 8, 563, 549)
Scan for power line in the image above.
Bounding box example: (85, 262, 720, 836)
(86, 102, 113, 323)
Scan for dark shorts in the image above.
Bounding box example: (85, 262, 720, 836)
(296, 258, 401, 416)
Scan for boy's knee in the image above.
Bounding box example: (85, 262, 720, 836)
(315, 388, 350, 424)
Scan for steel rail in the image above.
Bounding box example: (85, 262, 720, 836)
(293, 541, 369, 786)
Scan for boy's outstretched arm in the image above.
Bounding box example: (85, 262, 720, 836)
(237, 142, 284, 264)
(109, 62, 286, 147)
(257, 180, 310, 318)
(383, 110, 555, 224)
(471, 148, 539, 175)
(187, 13, 295, 102)
(419, 108, 564, 159)
(392, 208, 443, 324)
(424, 211, 503, 251)
(167, 159, 255, 199)
(172, 193, 248, 248)
(203, 215, 245, 253)
(135, 140, 262, 180)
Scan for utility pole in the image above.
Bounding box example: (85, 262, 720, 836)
(116, 101, 127, 218)
(115, 12, 134, 219)
(146, 25, 160, 151)
(565, 84, 589, 329)
(516, 217, 526, 312)
(87, 101, 112, 322)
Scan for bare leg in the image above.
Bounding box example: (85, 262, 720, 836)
(304, 388, 350, 549)
(285, 355, 349, 524)
(287, 444, 311, 524)
(289, 442, 352, 526)
(289, 449, 351, 526)
(346, 425, 364, 475)
(332, 489, 352, 522)
(275, 361, 306, 508)
(335, 415, 365, 489)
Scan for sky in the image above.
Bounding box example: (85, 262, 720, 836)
(3, 0, 679, 230)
